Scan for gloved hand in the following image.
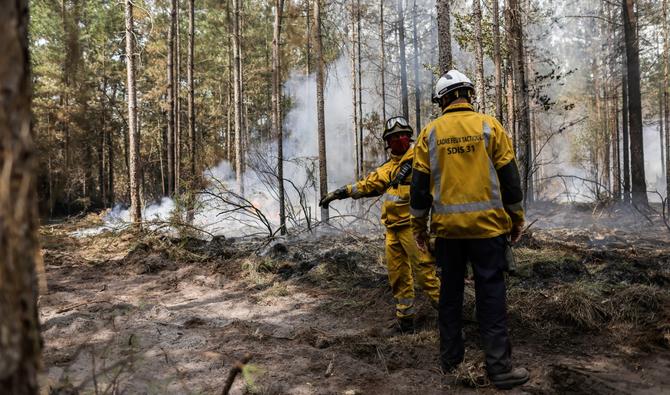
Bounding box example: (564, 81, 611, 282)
(414, 230, 429, 253)
(510, 222, 524, 244)
(411, 215, 430, 253)
(319, 186, 348, 208)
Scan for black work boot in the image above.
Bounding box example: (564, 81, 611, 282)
(489, 367, 530, 389)
(384, 317, 415, 336)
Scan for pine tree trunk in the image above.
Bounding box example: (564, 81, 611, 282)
(108, 85, 117, 206)
(436, 0, 452, 73)
(356, 0, 363, 174)
(492, 0, 503, 120)
(175, 0, 182, 194)
(167, 0, 176, 195)
(622, 68, 631, 203)
(397, 0, 409, 118)
(125, 0, 142, 223)
(0, 1, 42, 391)
(623, 0, 648, 206)
(380, 0, 387, 122)
(273, 0, 286, 235)
(473, 0, 485, 113)
(187, 0, 195, 181)
(233, 0, 244, 194)
(508, 0, 532, 203)
(350, 1, 360, 180)
(314, 0, 328, 222)
(663, 0, 669, 211)
(412, 0, 422, 132)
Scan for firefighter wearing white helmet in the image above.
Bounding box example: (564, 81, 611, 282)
(320, 116, 440, 335)
(410, 70, 529, 389)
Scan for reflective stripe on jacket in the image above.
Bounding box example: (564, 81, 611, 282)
(411, 103, 524, 239)
(347, 148, 415, 228)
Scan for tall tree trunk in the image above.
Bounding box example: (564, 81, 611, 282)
(175, 0, 182, 194)
(306, 0, 311, 75)
(0, 1, 42, 391)
(99, 78, 108, 207)
(663, 0, 669, 211)
(108, 85, 117, 207)
(167, 0, 176, 195)
(273, 0, 286, 235)
(233, 0, 244, 194)
(350, 1, 360, 180)
(188, 0, 195, 181)
(357, 0, 363, 174)
(507, 0, 532, 203)
(314, 0, 328, 222)
(436, 0, 452, 73)
(397, 0, 409, 118)
(473, 0, 485, 112)
(125, 0, 142, 223)
(623, 0, 648, 206)
(492, 0, 503, 120)
(412, 0, 421, 132)
(380, 0, 387, 122)
(622, 69, 631, 203)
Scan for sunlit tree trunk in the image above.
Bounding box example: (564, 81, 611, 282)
(436, 0, 452, 73)
(125, 0, 141, 223)
(187, 0, 195, 180)
(623, 0, 648, 206)
(412, 0, 422, 131)
(233, 0, 244, 194)
(0, 1, 42, 392)
(167, 0, 176, 195)
(273, 0, 286, 234)
(473, 0, 485, 112)
(314, 0, 328, 222)
(397, 0, 409, 118)
(175, 0, 182, 194)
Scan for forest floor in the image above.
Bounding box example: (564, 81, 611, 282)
(39, 203, 670, 394)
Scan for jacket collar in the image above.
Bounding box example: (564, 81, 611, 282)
(442, 103, 475, 114)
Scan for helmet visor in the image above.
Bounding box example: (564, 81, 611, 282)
(385, 116, 410, 132)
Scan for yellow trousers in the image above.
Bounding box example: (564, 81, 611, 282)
(385, 226, 441, 318)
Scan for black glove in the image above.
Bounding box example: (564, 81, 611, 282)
(389, 160, 412, 188)
(319, 186, 348, 208)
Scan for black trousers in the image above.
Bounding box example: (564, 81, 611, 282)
(435, 235, 512, 375)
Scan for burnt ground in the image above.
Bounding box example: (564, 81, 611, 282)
(39, 213, 670, 394)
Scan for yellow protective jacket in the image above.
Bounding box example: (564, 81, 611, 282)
(410, 103, 525, 239)
(346, 148, 415, 228)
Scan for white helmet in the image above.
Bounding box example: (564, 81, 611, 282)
(432, 70, 475, 104)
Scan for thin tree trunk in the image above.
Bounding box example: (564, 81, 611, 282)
(314, 0, 328, 222)
(397, 0, 409, 118)
(125, 0, 142, 223)
(0, 1, 42, 391)
(436, 0, 452, 73)
(380, 0, 387, 122)
(188, 0, 195, 180)
(175, 0, 182, 194)
(108, 85, 117, 206)
(350, 1, 360, 180)
(508, 0, 532, 203)
(273, 0, 286, 234)
(473, 0, 485, 112)
(167, 0, 176, 195)
(664, 0, 669, 210)
(412, 0, 422, 132)
(493, 0, 503, 120)
(357, 0, 363, 174)
(233, 0, 244, 194)
(99, 78, 108, 207)
(306, 0, 311, 75)
(623, 0, 648, 206)
(623, 68, 631, 203)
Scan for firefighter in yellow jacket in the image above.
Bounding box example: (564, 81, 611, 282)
(410, 70, 529, 389)
(319, 116, 440, 333)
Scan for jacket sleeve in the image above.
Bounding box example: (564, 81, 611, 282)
(410, 127, 432, 220)
(489, 117, 525, 225)
(347, 164, 390, 199)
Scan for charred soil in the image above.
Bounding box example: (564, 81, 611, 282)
(39, 217, 670, 394)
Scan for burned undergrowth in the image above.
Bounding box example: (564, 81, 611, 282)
(39, 220, 670, 394)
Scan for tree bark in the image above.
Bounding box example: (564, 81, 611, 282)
(350, 1, 360, 180)
(397, 0, 409, 118)
(436, 0, 452, 73)
(492, 0, 503, 120)
(273, 0, 286, 234)
(412, 0, 422, 132)
(175, 0, 182, 194)
(473, 0, 485, 113)
(314, 0, 328, 222)
(380, 0, 387, 122)
(622, 68, 631, 203)
(357, 0, 363, 174)
(233, 0, 244, 194)
(188, 0, 195, 181)
(507, 0, 532, 203)
(125, 0, 142, 223)
(0, 1, 42, 392)
(623, 0, 648, 206)
(663, 0, 669, 210)
(167, 0, 176, 195)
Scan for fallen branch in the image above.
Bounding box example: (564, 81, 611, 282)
(221, 353, 252, 395)
(57, 300, 112, 314)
